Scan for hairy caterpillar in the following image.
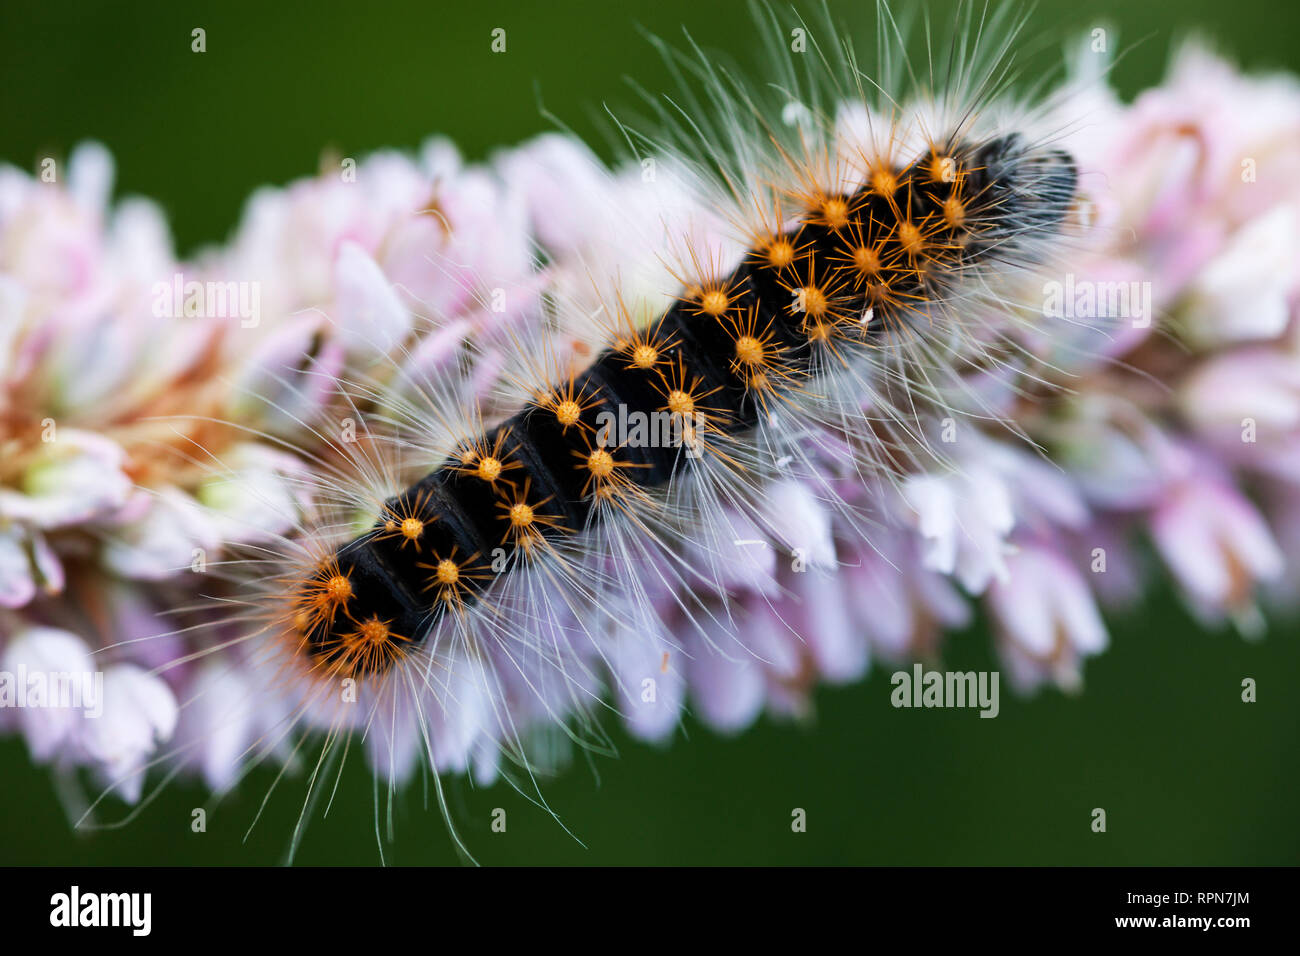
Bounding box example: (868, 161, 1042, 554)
(294, 133, 1075, 680)
(70, 2, 1099, 862)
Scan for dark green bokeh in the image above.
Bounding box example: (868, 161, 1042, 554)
(0, 0, 1296, 865)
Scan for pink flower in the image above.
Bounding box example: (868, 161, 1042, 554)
(1180, 346, 1300, 480)
(1, 626, 98, 761)
(80, 664, 178, 803)
(0, 527, 37, 609)
(839, 533, 971, 660)
(900, 466, 1015, 594)
(987, 543, 1109, 691)
(1180, 204, 1300, 347)
(0, 429, 132, 530)
(1150, 477, 1284, 622)
(608, 629, 686, 743)
(102, 486, 221, 581)
(685, 612, 769, 733)
(332, 240, 413, 356)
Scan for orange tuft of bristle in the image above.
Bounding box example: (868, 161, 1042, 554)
(870, 167, 899, 196)
(926, 154, 956, 184)
(495, 477, 566, 549)
(764, 238, 796, 269)
(797, 285, 830, 319)
(374, 487, 440, 552)
(586, 449, 615, 479)
(631, 344, 659, 368)
(942, 196, 966, 229)
(533, 375, 602, 435)
(897, 222, 925, 256)
(666, 389, 695, 416)
(291, 560, 355, 636)
(416, 547, 490, 617)
(806, 318, 835, 344)
(851, 244, 881, 277)
(324, 574, 352, 603)
(699, 289, 730, 316)
(453, 428, 523, 487)
(819, 196, 851, 229)
(509, 501, 534, 528)
(330, 615, 410, 678)
(433, 558, 459, 586)
(735, 334, 765, 366)
(555, 399, 582, 426)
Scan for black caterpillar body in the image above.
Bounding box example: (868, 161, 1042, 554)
(293, 133, 1077, 678)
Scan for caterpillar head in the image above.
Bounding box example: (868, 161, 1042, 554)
(286, 546, 423, 682)
(964, 132, 1078, 248)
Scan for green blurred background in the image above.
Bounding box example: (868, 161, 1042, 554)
(1, 0, 1296, 865)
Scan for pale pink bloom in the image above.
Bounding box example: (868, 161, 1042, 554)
(0, 527, 37, 609)
(332, 240, 413, 355)
(1101, 44, 1300, 294)
(693, 510, 781, 598)
(80, 664, 179, 803)
(608, 629, 686, 743)
(0, 429, 132, 529)
(422, 657, 495, 777)
(987, 543, 1109, 691)
(758, 478, 837, 569)
(1181, 347, 1300, 444)
(0, 626, 98, 761)
(102, 486, 222, 581)
(173, 662, 257, 793)
(1180, 203, 1300, 347)
(899, 465, 1015, 594)
(225, 313, 346, 433)
(497, 134, 615, 255)
(1049, 398, 1180, 511)
(1180, 345, 1300, 483)
(194, 443, 313, 545)
(686, 612, 769, 733)
(839, 534, 971, 660)
(1150, 477, 1285, 621)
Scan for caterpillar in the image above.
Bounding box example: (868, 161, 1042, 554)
(294, 132, 1076, 681)
(67, 2, 1101, 862)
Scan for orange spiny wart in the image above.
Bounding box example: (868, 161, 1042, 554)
(454, 428, 521, 486)
(762, 236, 797, 270)
(290, 558, 354, 637)
(285, 133, 1077, 678)
(868, 165, 900, 197)
(655, 355, 726, 426)
(417, 548, 490, 617)
(680, 272, 746, 320)
(496, 478, 566, 554)
(812, 192, 858, 231)
(576, 445, 625, 501)
(532, 373, 603, 435)
(375, 486, 440, 551)
(324, 615, 411, 679)
(610, 304, 679, 374)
